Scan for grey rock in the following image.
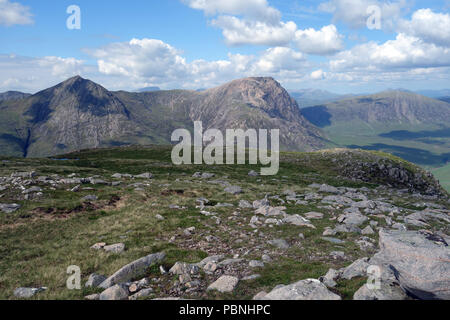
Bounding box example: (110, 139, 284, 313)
(319, 184, 340, 194)
(224, 186, 243, 195)
(99, 252, 165, 289)
(249, 260, 265, 268)
(321, 237, 345, 244)
(84, 294, 100, 300)
(13, 287, 47, 298)
(129, 288, 154, 300)
(354, 283, 409, 300)
(85, 273, 107, 288)
(248, 170, 259, 177)
(99, 284, 129, 300)
(283, 215, 315, 228)
(207, 276, 239, 293)
(22, 186, 42, 194)
(268, 239, 290, 249)
(253, 198, 270, 209)
(104, 243, 126, 254)
(264, 279, 341, 300)
(304, 212, 324, 219)
(196, 255, 224, 268)
(342, 258, 370, 280)
(362, 226, 375, 235)
(0, 203, 21, 213)
(169, 262, 200, 275)
(370, 229, 450, 300)
(135, 172, 153, 179)
(239, 200, 253, 209)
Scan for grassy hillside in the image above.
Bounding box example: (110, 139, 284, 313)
(0, 146, 447, 300)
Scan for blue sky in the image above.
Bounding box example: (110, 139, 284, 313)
(1, 0, 449, 94)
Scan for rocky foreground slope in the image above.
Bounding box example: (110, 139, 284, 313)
(0, 147, 448, 300)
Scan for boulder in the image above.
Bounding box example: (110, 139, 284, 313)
(207, 276, 239, 293)
(13, 287, 47, 298)
(99, 284, 129, 300)
(224, 186, 243, 195)
(369, 230, 450, 300)
(263, 279, 341, 300)
(85, 273, 107, 288)
(99, 252, 165, 289)
(169, 262, 200, 275)
(0, 203, 21, 214)
(103, 243, 126, 254)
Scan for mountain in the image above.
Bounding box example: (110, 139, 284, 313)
(0, 91, 31, 102)
(137, 86, 160, 92)
(416, 89, 450, 98)
(438, 96, 450, 104)
(289, 89, 351, 108)
(300, 91, 450, 167)
(302, 90, 450, 127)
(0, 76, 325, 158)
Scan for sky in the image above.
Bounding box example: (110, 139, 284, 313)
(0, 0, 449, 94)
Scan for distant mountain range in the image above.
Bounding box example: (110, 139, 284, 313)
(0, 76, 325, 158)
(0, 91, 31, 102)
(288, 89, 353, 108)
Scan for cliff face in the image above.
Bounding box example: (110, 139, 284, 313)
(0, 76, 326, 157)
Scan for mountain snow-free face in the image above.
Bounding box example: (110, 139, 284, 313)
(0, 76, 326, 158)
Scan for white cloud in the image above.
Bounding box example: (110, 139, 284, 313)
(0, 0, 33, 26)
(0, 54, 84, 92)
(319, 0, 408, 30)
(84, 38, 312, 89)
(212, 16, 297, 46)
(399, 9, 450, 47)
(330, 34, 450, 71)
(295, 25, 344, 55)
(184, 0, 281, 23)
(310, 69, 327, 80)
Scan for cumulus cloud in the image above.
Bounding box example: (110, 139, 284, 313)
(319, 0, 408, 30)
(0, 0, 33, 26)
(0, 54, 85, 92)
(184, 0, 281, 23)
(294, 25, 344, 55)
(310, 69, 327, 80)
(212, 16, 297, 46)
(330, 34, 450, 71)
(398, 9, 450, 47)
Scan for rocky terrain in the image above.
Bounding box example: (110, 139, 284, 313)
(0, 146, 448, 300)
(0, 76, 325, 158)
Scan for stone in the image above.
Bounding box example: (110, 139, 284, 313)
(99, 252, 165, 289)
(354, 283, 409, 300)
(135, 172, 153, 179)
(103, 243, 126, 254)
(262, 254, 272, 262)
(362, 226, 375, 235)
(242, 274, 261, 281)
(129, 288, 154, 300)
(283, 215, 315, 229)
(319, 184, 340, 194)
(320, 269, 340, 288)
(169, 262, 200, 275)
(91, 242, 106, 250)
(268, 239, 290, 249)
(249, 260, 265, 268)
(253, 291, 268, 300)
(84, 294, 100, 300)
(341, 211, 368, 227)
(253, 199, 270, 209)
(321, 237, 345, 244)
(13, 287, 47, 298)
(264, 279, 341, 300)
(0, 203, 21, 213)
(304, 212, 324, 219)
(196, 255, 224, 268)
(22, 186, 42, 194)
(207, 276, 239, 293)
(341, 258, 370, 280)
(239, 200, 253, 209)
(224, 186, 243, 195)
(256, 206, 286, 217)
(248, 170, 259, 177)
(85, 273, 107, 288)
(369, 229, 450, 300)
(99, 284, 129, 300)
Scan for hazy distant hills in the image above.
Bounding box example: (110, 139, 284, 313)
(301, 90, 450, 167)
(0, 76, 325, 158)
(289, 89, 353, 108)
(0, 91, 31, 102)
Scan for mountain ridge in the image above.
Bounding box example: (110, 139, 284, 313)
(0, 76, 326, 158)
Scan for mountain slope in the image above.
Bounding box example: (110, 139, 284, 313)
(0, 76, 325, 157)
(300, 91, 450, 167)
(0, 91, 31, 102)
